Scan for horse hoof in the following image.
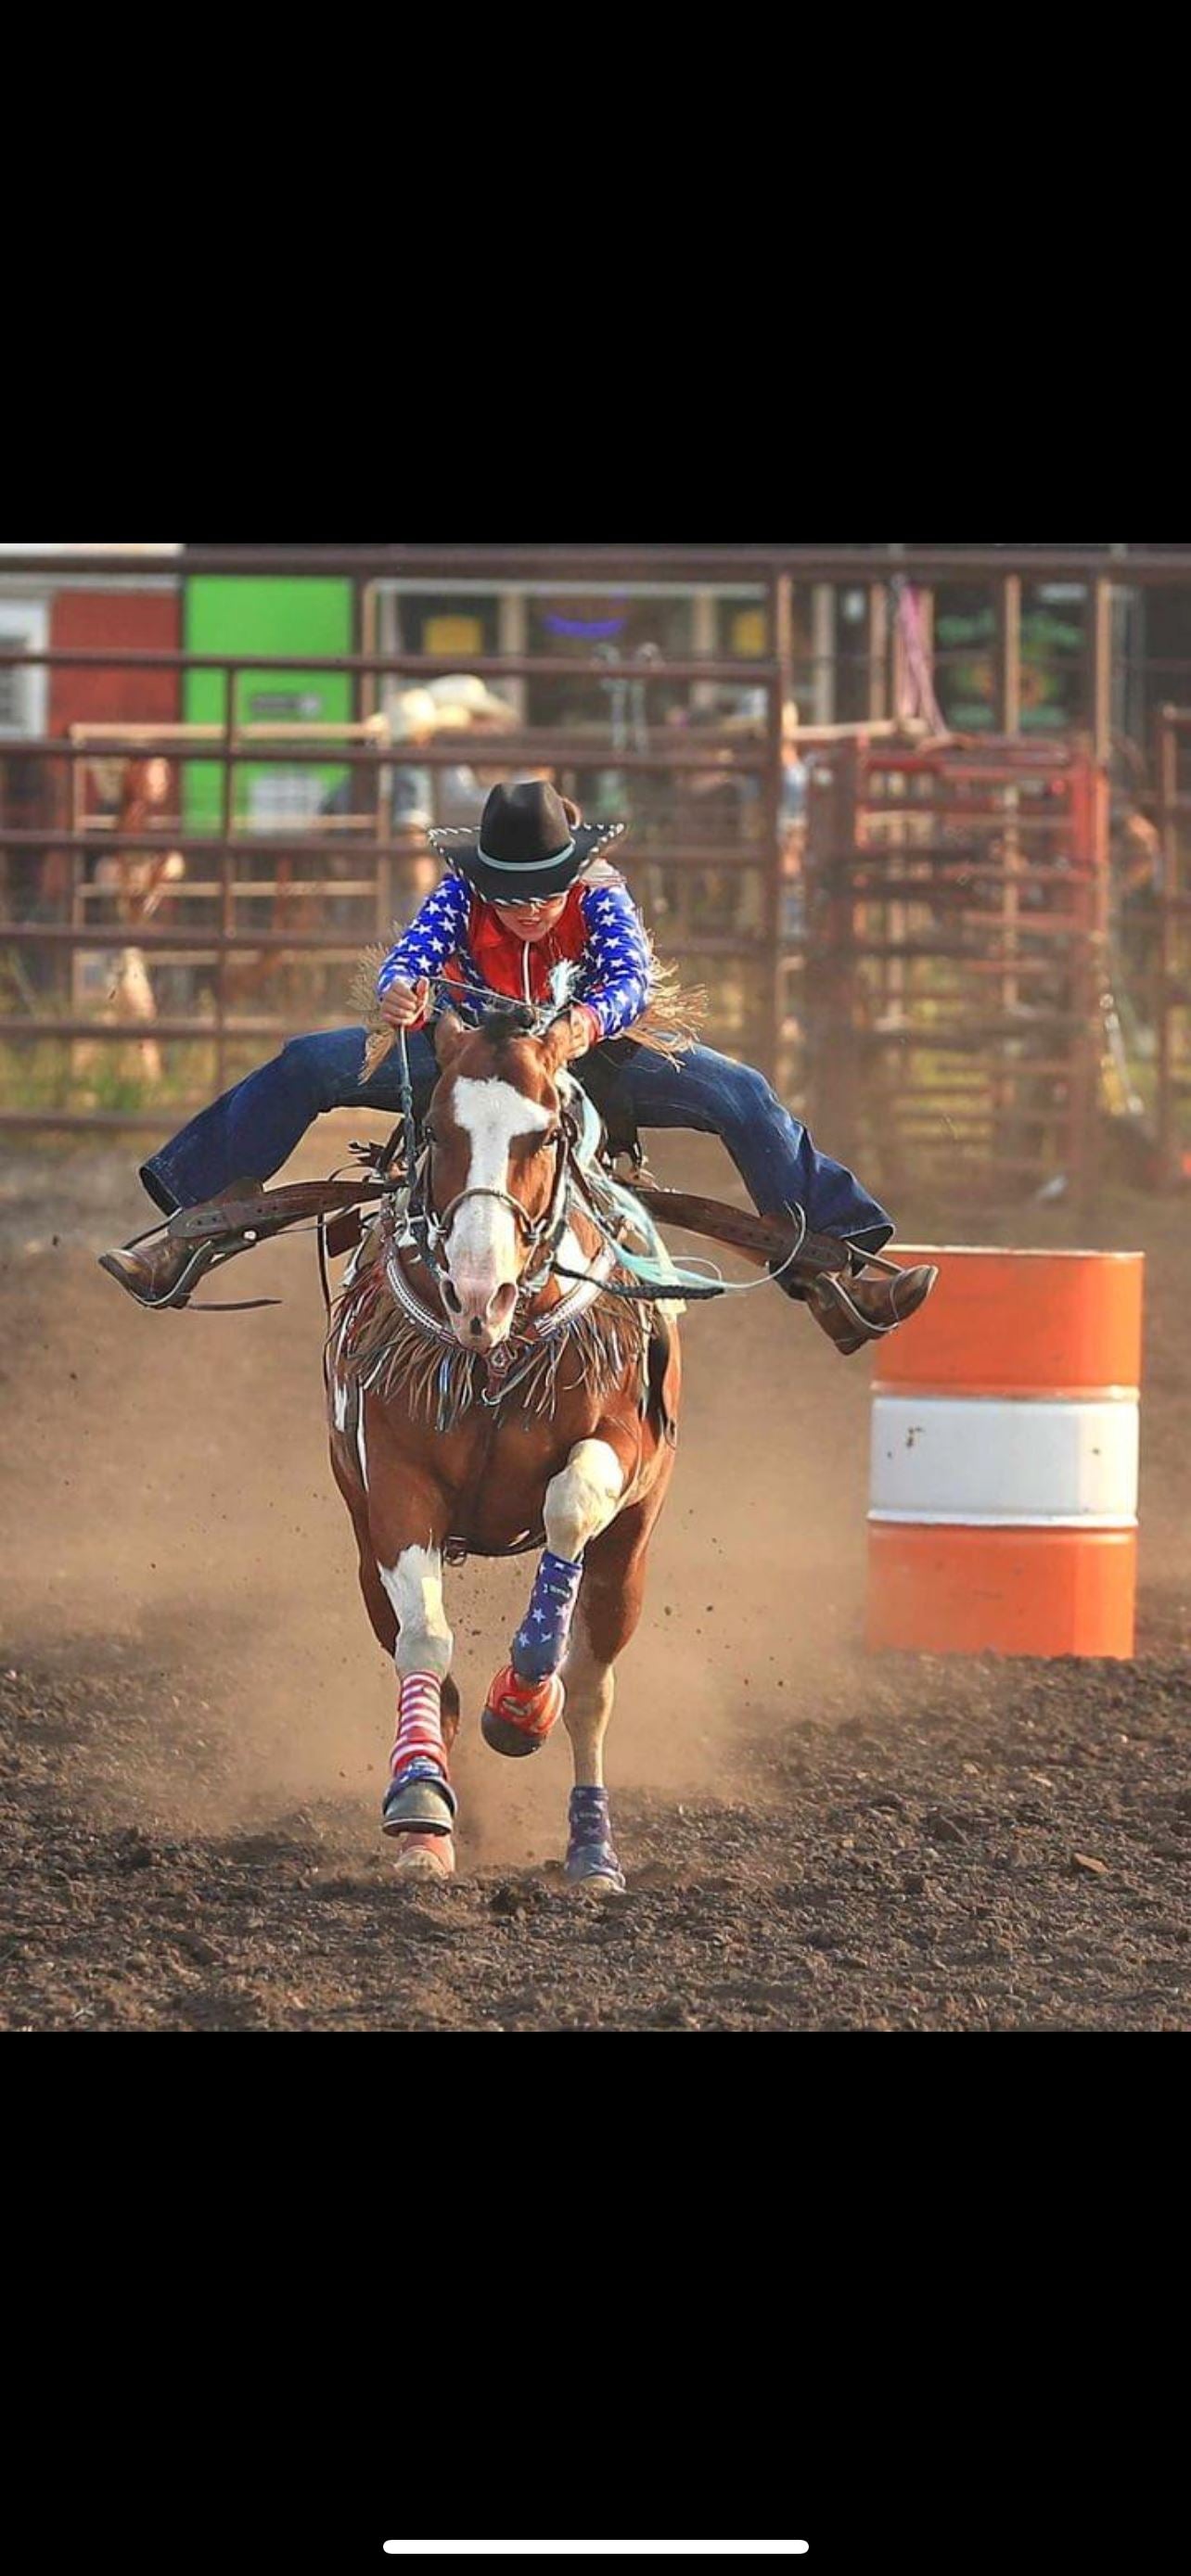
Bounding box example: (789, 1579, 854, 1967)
(566, 1849, 626, 1895)
(382, 1766, 456, 1835)
(391, 1832, 455, 1880)
(480, 1666, 565, 1758)
(567, 1863, 626, 1897)
(481, 1708, 546, 1758)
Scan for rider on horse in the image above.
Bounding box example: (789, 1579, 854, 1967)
(99, 780, 935, 1349)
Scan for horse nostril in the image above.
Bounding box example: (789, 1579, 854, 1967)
(442, 1279, 462, 1314)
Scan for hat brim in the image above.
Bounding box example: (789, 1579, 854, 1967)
(427, 820, 626, 902)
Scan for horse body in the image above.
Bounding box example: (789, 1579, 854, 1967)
(326, 1004, 680, 1889)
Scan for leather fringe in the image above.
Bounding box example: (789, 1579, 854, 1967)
(328, 1236, 648, 1434)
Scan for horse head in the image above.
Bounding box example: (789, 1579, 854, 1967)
(421, 1001, 576, 1351)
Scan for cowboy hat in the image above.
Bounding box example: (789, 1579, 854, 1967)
(423, 672, 519, 726)
(429, 779, 626, 900)
(387, 686, 440, 743)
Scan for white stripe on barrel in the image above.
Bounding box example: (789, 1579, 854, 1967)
(869, 1393, 1139, 1528)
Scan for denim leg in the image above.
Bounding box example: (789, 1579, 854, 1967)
(613, 1042, 894, 1251)
(139, 1027, 440, 1213)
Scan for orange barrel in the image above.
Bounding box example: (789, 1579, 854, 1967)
(866, 1248, 1144, 1658)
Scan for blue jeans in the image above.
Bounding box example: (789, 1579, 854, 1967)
(140, 1029, 893, 1252)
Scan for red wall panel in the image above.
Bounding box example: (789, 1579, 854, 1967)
(48, 590, 180, 731)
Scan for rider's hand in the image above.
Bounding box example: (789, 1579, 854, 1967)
(558, 1003, 599, 1060)
(379, 976, 430, 1031)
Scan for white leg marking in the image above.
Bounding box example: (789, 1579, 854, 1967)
(355, 1396, 368, 1494)
(378, 1543, 453, 1678)
(544, 1437, 625, 1564)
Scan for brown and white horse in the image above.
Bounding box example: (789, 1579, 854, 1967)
(326, 1004, 681, 1889)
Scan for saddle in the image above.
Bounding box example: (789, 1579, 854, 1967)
(570, 1038, 645, 1168)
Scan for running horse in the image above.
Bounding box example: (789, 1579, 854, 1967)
(325, 997, 682, 1891)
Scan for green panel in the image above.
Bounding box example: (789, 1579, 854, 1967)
(182, 577, 354, 828)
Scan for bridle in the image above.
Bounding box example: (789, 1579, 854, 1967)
(413, 1097, 579, 1302)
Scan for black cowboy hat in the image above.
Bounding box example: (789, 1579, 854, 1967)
(427, 780, 626, 901)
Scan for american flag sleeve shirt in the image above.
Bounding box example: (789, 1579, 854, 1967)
(375, 872, 654, 1041)
(376, 874, 471, 1007)
(574, 880, 653, 1036)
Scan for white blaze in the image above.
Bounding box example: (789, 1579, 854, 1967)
(445, 1075, 551, 1303)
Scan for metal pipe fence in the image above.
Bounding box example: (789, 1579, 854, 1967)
(0, 632, 797, 1133)
(1153, 708, 1191, 1186)
(5, 594, 1176, 1192)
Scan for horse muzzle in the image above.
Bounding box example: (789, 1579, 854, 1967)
(442, 1271, 519, 1351)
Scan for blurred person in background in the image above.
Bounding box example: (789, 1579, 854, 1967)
(379, 674, 522, 916)
(79, 757, 186, 1077)
(419, 671, 523, 823)
(1109, 804, 1164, 1052)
(780, 699, 809, 940)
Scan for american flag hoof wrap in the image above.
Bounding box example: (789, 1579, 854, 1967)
(480, 1665, 566, 1759)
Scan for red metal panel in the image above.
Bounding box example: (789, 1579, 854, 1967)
(47, 593, 180, 732)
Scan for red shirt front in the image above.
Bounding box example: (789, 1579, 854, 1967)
(443, 886, 591, 1013)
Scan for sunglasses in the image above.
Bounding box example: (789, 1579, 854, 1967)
(492, 895, 562, 914)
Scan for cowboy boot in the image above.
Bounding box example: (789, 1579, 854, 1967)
(97, 1176, 263, 1309)
(805, 1258, 939, 1357)
(767, 1234, 939, 1357)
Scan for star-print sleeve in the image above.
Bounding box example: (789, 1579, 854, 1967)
(376, 873, 472, 1017)
(577, 880, 653, 1039)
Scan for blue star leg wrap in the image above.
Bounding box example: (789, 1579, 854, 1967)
(511, 1549, 584, 1681)
(566, 1785, 624, 1888)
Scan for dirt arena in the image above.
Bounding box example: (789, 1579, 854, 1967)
(1, 1116, 1187, 2031)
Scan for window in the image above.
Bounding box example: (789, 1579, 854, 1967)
(0, 599, 49, 736)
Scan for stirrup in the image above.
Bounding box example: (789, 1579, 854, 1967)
(809, 1260, 939, 1358)
(110, 1229, 281, 1315)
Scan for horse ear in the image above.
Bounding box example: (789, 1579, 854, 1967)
(433, 1010, 467, 1069)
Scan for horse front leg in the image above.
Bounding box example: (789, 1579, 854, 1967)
(353, 1425, 459, 1876)
(376, 1539, 460, 1878)
(559, 1484, 670, 1894)
(480, 1437, 627, 1762)
(330, 1408, 461, 1878)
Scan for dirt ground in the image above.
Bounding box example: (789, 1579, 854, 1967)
(1, 1116, 1187, 2031)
